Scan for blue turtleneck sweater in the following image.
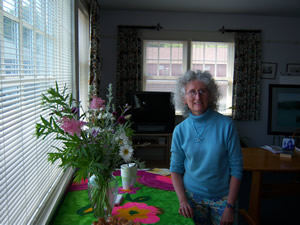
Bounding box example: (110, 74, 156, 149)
(170, 108, 243, 199)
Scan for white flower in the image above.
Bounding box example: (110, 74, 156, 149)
(125, 114, 131, 120)
(98, 112, 110, 119)
(86, 127, 102, 134)
(119, 145, 134, 162)
(86, 127, 102, 137)
(120, 132, 129, 144)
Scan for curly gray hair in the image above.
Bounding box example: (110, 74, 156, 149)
(172, 70, 220, 117)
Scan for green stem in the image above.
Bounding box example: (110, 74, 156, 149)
(89, 175, 116, 218)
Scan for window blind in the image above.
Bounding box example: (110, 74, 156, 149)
(0, 0, 74, 224)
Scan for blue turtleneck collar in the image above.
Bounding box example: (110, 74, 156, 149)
(188, 107, 212, 122)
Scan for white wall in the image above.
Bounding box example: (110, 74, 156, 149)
(99, 10, 300, 147)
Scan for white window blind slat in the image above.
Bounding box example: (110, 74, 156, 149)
(4, 139, 58, 173)
(0, 0, 74, 224)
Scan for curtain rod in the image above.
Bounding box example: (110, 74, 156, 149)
(219, 26, 261, 34)
(118, 23, 163, 31)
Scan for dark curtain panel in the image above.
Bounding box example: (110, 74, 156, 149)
(116, 28, 142, 106)
(89, 0, 102, 97)
(232, 32, 262, 120)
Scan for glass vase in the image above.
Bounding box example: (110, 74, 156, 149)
(88, 174, 118, 219)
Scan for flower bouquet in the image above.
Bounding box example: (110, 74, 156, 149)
(35, 82, 141, 218)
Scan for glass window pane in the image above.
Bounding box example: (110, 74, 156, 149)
(171, 63, 184, 76)
(22, 0, 33, 24)
(3, 0, 18, 17)
(217, 44, 228, 61)
(191, 64, 203, 71)
(22, 27, 34, 76)
(158, 63, 170, 76)
(46, 0, 55, 35)
(146, 41, 159, 59)
(145, 60, 158, 76)
(159, 42, 171, 60)
(217, 64, 227, 77)
(35, 0, 45, 31)
(144, 40, 185, 78)
(204, 64, 215, 75)
(36, 33, 45, 76)
(47, 39, 54, 78)
(204, 43, 216, 61)
(192, 42, 204, 61)
(3, 17, 19, 76)
(171, 42, 183, 60)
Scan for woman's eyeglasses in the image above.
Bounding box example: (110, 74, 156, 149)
(185, 89, 208, 97)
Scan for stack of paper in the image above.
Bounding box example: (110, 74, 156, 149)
(260, 145, 283, 154)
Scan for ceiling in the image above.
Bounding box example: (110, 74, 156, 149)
(99, 0, 300, 17)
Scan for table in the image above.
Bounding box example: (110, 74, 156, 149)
(51, 170, 195, 225)
(240, 147, 300, 225)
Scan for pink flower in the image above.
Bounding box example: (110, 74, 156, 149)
(112, 202, 160, 224)
(90, 96, 105, 109)
(61, 117, 85, 136)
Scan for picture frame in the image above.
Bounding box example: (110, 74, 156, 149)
(286, 63, 300, 75)
(262, 62, 277, 79)
(282, 138, 295, 151)
(268, 84, 300, 136)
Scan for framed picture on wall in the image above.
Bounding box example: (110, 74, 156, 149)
(286, 63, 300, 75)
(268, 84, 300, 136)
(261, 62, 277, 79)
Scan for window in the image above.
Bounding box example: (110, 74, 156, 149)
(143, 39, 234, 115)
(78, 4, 90, 115)
(143, 40, 187, 92)
(0, 0, 74, 224)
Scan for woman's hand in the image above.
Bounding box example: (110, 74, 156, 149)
(220, 207, 234, 225)
(178, 200, 193, 218)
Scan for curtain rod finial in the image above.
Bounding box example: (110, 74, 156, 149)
(219, 26, 225, 34)
(156, 23, 163, 31)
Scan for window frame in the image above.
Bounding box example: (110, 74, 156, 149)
(142, 30, 235, 116)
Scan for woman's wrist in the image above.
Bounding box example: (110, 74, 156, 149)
(226, 202, 235, 209)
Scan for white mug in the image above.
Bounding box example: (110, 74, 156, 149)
(128, 163, 137, 186)
(120, 163, 137, 190)
(120, 165, 131, 190)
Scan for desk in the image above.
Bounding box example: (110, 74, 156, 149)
(51, 170, 194, 225)
(241, 148, 300, 225)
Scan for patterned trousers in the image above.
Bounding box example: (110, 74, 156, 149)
(186, 190, 238, 225)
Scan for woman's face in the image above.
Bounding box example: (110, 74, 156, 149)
(184, 80, 210, 116)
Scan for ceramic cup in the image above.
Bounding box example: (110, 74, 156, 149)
(120, 164, 131, 190)
(128, 163, 137, 186)
(120, 163, 137, 190)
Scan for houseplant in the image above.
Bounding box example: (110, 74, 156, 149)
(35, 82, 138, 218)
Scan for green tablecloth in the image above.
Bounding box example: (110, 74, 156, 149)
(51, 172, 194, 225)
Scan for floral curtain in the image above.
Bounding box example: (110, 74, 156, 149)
(232, 32, 262, 120)
(116, 28, 142, 106)
(89, 0, 102, 97)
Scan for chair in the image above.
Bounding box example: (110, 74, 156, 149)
(292, 128, 300, 151)
(238, 209, 256, 225)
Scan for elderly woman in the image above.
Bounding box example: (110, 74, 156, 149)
(170, 70, 243, 225)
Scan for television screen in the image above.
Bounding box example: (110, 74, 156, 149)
(127, 91, 175, 133)
(268, 84, 300, 136)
